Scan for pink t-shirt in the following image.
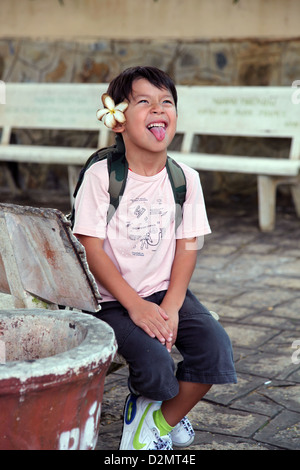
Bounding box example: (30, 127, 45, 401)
(73, 159, 211, 301)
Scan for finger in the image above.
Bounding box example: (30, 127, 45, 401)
(141, 323, 156, 339)
(141, 319, 173, 345)
(150, 307, 173, 337)
(152, 317, 173, 343)
(156, 305, 169, 320)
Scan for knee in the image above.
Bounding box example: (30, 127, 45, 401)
(129, 345, 178, 401)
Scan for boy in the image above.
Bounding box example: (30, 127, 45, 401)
(73, 66, 237, 450)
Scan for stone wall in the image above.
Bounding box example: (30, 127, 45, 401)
(2, 38, 300, 86)
(0, 37, 299, 201)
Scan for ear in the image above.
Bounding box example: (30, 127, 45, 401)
(113, 122, 126, 134)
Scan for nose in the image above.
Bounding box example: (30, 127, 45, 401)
(151, 102, 164, 113)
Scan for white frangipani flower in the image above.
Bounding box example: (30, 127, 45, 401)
(96, 93, 128, 129)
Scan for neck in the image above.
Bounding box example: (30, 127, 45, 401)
(125, 149, 167, 177)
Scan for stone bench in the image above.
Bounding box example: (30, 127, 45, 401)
(1, 83, 300, 231)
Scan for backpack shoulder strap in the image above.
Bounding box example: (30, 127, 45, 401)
(72, 134, 125, 200)
(166, 157, 187, 231)
(69, 134, 127, 228)
(106, 151, 128, 224)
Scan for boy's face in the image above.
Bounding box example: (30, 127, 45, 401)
(117, 78, 177, 156)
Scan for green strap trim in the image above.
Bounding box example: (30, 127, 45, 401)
(132, 403, 152, 450)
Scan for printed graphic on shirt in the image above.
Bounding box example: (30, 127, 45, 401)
(126, 196, 174, 257)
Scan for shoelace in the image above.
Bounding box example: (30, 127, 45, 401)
(152, 428, 173, 450)
(178, 416, 194, 437)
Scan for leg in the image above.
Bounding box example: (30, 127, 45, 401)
(161, 381, 211, 427)
(162, 290, 236, 427)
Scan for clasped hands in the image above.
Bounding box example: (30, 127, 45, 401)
(127, 297, 178, 353)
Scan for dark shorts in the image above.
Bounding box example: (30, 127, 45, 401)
(96, 289, 237, 401)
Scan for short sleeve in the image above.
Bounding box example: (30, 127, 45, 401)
(175, 163, 211, 240)
(72, 160, 110, 239)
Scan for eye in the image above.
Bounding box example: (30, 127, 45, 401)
(163, 99, 174, 105)
(138, 99, 149, 104)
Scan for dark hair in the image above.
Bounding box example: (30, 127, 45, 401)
(106, 66, 178, 109)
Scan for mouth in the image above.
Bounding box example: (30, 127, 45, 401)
(147, 122, 167, 141)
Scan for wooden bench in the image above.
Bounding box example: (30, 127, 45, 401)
(1, 84, 300, 231)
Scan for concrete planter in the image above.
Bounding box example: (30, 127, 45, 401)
(0, 309, 117, 450)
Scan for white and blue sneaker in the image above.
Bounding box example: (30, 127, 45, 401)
(119, 394, 173, 450)
(170, 416, 195, 447)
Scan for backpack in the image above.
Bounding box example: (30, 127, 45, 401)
(69, 134, 186, 231)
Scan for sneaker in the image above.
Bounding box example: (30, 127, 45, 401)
(120, 394, 173, 450)
(170, 416, 195, 447)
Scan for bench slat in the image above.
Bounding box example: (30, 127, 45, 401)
(1, 146, 299, 177)
(169, 152, 300, 176)
(0, 145, 96, 165)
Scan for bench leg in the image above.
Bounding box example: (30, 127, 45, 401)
(258, 175, 300, 231)
(257, 175, 278, 232)
(3, 165, 21, 195)
(68, 165, 81, 206)
(291, 181, 300, 218)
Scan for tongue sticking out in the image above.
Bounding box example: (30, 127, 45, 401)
(149, 125, 166, 142)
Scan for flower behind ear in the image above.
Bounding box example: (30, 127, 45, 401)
(96, 93, 128, 129)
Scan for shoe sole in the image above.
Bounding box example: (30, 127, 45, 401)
(172, 435, 195, 448)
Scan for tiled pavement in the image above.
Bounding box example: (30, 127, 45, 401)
(1, 194, 299, 450)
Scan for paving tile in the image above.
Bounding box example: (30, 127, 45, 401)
(235, 351, 299, 380)
(271, 298, 300, 321)
(230, 289, 294, 309)
(96, 422, 122, 450)
(264, 276, 300, 290)
(205, 373, 265, 406)
(223, 323, 278, 349)
(188, 401, 268, 438)
(253, 410, 300, 450)
(231, 390, 284, 417)
(259, 383, 300, 413)
(204, 302, 251, 321)
(270, 260, 300, 277)
(259, 330, 300, 355)
(240, 314, 298, 330)
(190, 432, 275, 450)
